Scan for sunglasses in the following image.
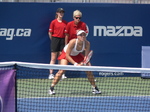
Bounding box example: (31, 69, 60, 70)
(75, 17, 81, 19)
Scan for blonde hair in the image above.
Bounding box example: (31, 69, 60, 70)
(73, 10, 82, 17)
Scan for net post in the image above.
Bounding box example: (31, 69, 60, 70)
(14, 63, 17, 112)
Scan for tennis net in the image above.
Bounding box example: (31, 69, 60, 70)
(0, 61, 150, 112)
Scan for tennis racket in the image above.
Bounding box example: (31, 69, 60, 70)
(83, 50, 93, 65)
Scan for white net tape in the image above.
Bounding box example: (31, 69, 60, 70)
(0, 61, 150, 73)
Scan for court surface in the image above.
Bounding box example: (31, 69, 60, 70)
(16, 77, 150, 112)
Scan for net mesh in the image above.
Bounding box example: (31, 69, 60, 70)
(0, 62, 150, 112)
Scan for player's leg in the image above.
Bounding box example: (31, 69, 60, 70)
(49, 52, 58, 79)
(85, 62, 101, 94)
(86, 71, 95, 86)
(49, 59, 68, 95)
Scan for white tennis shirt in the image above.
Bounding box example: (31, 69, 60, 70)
(64, 39, 85, 56)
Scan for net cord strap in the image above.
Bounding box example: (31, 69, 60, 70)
(0, 61, 150, 73)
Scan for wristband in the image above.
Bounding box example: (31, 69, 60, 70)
(74, 63, 78, 66)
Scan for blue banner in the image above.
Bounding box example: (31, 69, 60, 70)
(0, 3, 150, 68)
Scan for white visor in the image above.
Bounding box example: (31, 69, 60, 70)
(77, 30, 86, 36)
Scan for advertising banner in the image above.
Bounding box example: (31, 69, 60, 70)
(0, 3, 150, 68)
(0, 69, 16, 112)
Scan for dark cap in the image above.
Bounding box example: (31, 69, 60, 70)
(56, 8, 65, 13)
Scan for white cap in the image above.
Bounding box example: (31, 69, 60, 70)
(77, 30, 86, 36)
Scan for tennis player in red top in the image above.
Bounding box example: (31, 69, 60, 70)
(49, 30, 101, 95)
(65, 10, 88, 44)
(48, 8, 67, 80)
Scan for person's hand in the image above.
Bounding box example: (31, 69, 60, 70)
(80, 63, 86, 66)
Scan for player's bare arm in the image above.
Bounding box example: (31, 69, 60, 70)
(84, 40, 90, 57)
